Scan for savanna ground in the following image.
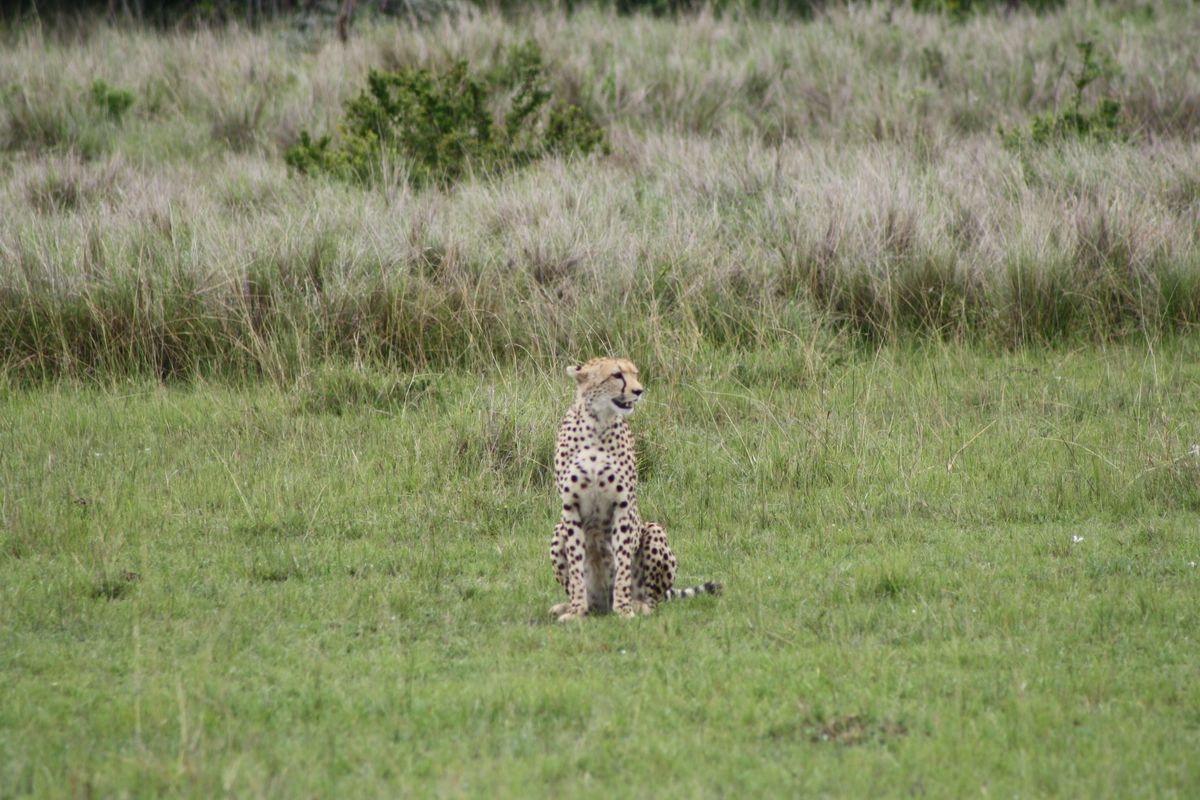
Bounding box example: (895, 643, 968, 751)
(2, 0, 1200, 796)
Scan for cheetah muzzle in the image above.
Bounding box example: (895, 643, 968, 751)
(548, 357, 721, 622)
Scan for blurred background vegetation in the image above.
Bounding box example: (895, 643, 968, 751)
(4, 0, 1069, 28)
(2, 0, 1197, 382)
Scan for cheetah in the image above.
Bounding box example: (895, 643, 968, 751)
(549, 357, 720, 622)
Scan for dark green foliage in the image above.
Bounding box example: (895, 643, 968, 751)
(285, 43, 607, 189)
(1019, 98, 1123, 146)
(1002, 41, 1125, 149)
(604, 0, 825, 15)
(545, 104, 608, 155)
(89, 80, 134, 122)
(911, 0, 1064, 17)
(0, 0, 449, 26)
(0, 0, 1085, 24)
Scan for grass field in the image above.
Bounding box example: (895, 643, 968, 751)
(3, 341, 1199, 796)
(3, 0, 1200, 796)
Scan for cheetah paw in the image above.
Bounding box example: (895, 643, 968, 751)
(616, 602, 653, 619)
(556, 608, 587, 623)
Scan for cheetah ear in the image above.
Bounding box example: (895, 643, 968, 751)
(567, 365, 586, 383)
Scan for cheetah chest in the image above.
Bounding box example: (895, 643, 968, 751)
(568, 446, 633, 535)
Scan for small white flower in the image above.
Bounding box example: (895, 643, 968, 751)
(143, 447, 151, 453)
(1072, 535, 1084, 544)
(1189, 561, 1196, 569)
(1189, 444, 1200, 458)
(93, 452, 102, 458)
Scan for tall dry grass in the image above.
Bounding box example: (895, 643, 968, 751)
(2, 1, 1199, 379)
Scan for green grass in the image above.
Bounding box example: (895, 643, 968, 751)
(3, 341, 1199, 796)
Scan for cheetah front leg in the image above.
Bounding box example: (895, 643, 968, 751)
(553, 516, 588, 622)
(548, 522, 573, 617)
(610, 508, 640, 618)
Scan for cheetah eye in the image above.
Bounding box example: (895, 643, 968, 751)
(611, 372, 623, 380)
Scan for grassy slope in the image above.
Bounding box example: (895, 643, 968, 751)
(3, 341, 1199, 797)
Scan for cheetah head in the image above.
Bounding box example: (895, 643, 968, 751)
(568, 357, 644, 420)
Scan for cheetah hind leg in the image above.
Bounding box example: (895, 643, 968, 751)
(642, 522, 722, 604)
(632, 522, 677, 613)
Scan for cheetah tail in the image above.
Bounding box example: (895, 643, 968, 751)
(664, 581, 722, 601)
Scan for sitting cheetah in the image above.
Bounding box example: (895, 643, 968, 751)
(549, 357, 720, 622)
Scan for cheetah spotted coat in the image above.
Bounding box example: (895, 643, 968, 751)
(549, 357, 719, 621)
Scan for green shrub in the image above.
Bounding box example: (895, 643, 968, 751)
(89, 79, 135, 122)
(602, 0, 825, 15)
(285, 42, 606, 189)
(911, 0, 1064, 17)
(1002, 41, 1125, 149)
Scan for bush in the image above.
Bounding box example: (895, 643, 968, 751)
(911, 0, 1064, 17)
(284, 43, 607, 189)
(89, 80, 135, 122)
(1002, 41, 1125, 149)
